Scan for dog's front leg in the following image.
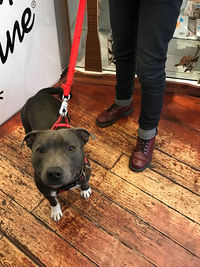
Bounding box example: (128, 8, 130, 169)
(46, 192, 63, 222)
(80, 182, 92, 199)
(34, 175, 63, 222)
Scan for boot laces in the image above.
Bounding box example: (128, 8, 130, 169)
(107, 104, 119, 113)
(137, 138, 150, 153)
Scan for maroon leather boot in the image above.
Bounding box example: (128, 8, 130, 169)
(129, 136, 155, 172)
(96, 102, 133, 127)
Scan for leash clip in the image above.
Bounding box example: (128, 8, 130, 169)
(59, 95, 70, 116)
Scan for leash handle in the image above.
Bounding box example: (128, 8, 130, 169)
(61, 0, 87, 97)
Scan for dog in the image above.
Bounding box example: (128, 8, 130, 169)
(21, 87, 95, 221)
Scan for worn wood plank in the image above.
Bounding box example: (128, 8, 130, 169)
(0, 114, 33, 178)
(0, 156, 42, 212)
(161, 94, 200, 131)
(0, 136, 33, 178)
(0, 125, 39, 179)
(112, 155, 200, 224)
(150, 119, 200, 169)
(85, 139, 121, 169)
(61, 190, 200, 267)
(0, 112, 21, 136)
(33, 200, 153, 267)
(87, 161, 200, 257)
(0, 236, 37, 267)
(0, 190, 96, 267)
(152, 149, 200, 195)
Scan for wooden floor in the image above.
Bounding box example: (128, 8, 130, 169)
(0, 73, 200, 267)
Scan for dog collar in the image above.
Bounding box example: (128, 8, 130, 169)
(51, 115, 70, 130)
(57, 157, 91, 193)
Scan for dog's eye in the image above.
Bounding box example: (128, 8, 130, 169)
(68, 146, 76, 152)
(37, 147, 44, 154)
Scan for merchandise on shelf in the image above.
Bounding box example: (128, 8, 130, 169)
(176, 0, 200, 38)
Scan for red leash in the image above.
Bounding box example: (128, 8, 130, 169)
(51, 116, 70, 130)
(51, 0, 87, 130)
(61, 0, 87, 98)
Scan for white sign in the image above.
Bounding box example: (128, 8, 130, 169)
(0, 0, 61, 125)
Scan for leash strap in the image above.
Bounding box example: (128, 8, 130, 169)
(61, 0, 87, 98)
(51, 116, 70, 130)
(52, 0, 86, 129)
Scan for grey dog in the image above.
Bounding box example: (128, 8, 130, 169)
(21, 87, 95, 221)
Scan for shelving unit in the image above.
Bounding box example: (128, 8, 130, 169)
(68, 0, 200, 89)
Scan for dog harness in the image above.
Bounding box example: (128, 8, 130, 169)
(57, 158, 91, 193)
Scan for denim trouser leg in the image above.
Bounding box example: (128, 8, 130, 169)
(109, 0, 139, 101)
(109, 0, 182, 129)
(137, 0, 182, 130)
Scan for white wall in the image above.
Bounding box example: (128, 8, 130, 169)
(0, 0, 61, 125)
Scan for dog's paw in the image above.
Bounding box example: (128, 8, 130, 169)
(81, 187, 92, 199)
(51, 203, 63, 222)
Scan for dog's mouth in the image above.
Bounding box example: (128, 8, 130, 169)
(47, 184, 63, 189)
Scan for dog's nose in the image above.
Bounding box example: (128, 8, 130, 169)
(46, 167, 63, 181)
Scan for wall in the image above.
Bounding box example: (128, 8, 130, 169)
(0, 0, 61, 125)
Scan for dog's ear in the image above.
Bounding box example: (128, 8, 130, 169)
(21, 130, 41, 149)
(73, 128, 97, 144)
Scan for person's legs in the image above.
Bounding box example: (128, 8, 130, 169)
(109, 0, 139, 104)
(137, 0, 183, 135)
(96, 0, 139, 127)
(130, 0, 182, 171)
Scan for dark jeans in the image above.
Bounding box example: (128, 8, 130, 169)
(109, 0, 182, 130)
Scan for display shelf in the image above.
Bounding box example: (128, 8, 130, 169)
(68, 0, 200, 86)
(166, 38, 200, 81)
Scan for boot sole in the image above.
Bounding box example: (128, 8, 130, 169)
(96, 108, 134, 128)
(129, 159, 151, 172)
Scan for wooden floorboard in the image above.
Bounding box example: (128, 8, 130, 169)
(0, 236, 37, 267)
(0, 73, 200, 266)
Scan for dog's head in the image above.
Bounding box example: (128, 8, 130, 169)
(22, 128, 95, 189)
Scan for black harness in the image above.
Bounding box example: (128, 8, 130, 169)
(57, 158, 91, 194)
